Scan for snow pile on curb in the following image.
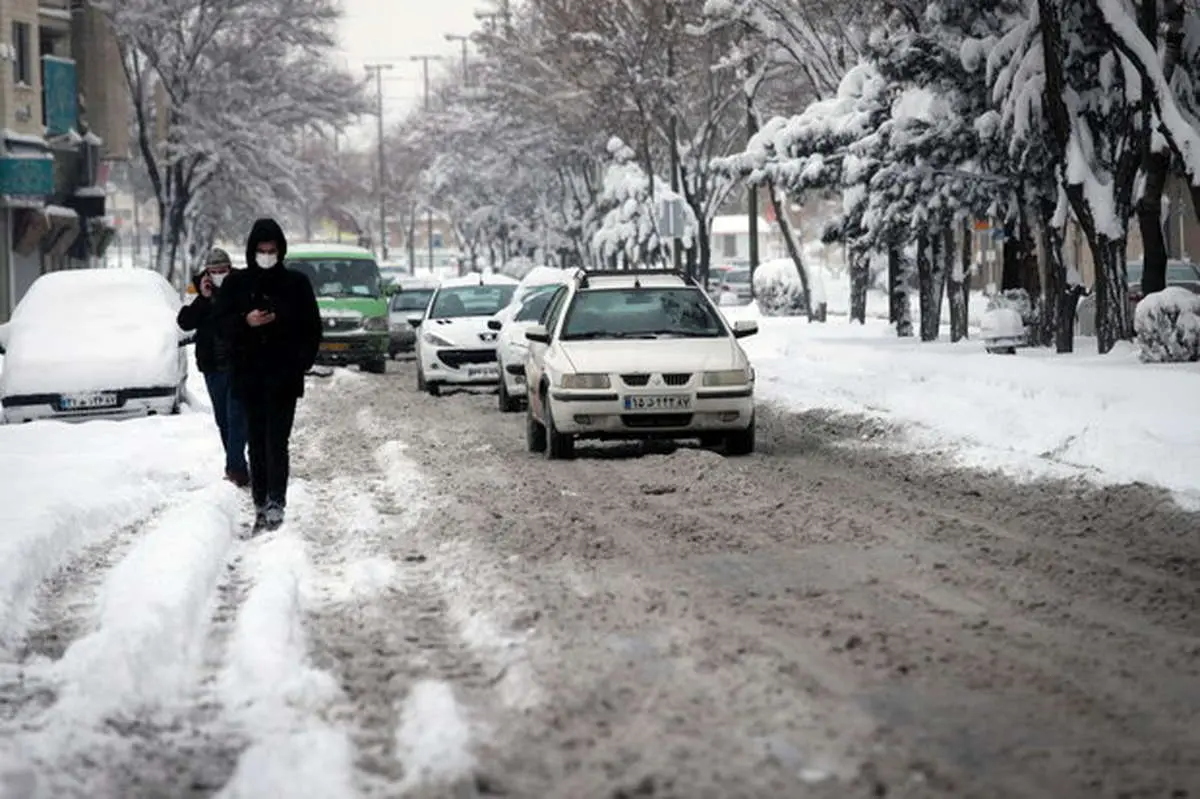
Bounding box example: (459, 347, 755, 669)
(735, 312, 1200, 506)
(216, 482, 355, 799)
(0, 414, 221, 650)
(50, 482, 240, 718)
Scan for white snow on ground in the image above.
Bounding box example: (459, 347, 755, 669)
(0, 349, 219, 651)
(395, 680, 476, 792)
(216, 482, 356, 798)
(50, 483, 239, 717)
(725, 304, 1200, 507)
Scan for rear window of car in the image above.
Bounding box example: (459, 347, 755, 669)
(724, 269, 750, 284)
(560, 287, 726, 340)
(1166, 263, 1200, 282)
(390, 290, 434, 311)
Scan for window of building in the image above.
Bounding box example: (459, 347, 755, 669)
(12, 22, 32, 85)
(722, 234, 738, 258)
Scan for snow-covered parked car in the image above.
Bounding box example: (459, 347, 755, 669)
(410, 272, 518, 396)
(523, 268, 758, 459)
(489, 266, 575, 412)
(0, 268, 190, 424)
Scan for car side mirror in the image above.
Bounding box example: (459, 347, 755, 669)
(732, 319, 758, 338)
(487, 319, 502, 331)
(407, 314, 423, 328)
(525, 324, 550, 344)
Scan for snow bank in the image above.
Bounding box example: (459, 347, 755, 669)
(0, 413, 222, 650)
(1134, 287, 1200, 363)
(216, 482, 355, 798)
(50, 483, 239, 717)
(735, 313, 1200, 507)
(395, 680, 476, 791)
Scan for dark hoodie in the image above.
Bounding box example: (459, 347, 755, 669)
(176, 269, 234, 373)
(214, 218, 322, 398)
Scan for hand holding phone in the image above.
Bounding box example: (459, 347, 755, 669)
(246, 309, 276, 327)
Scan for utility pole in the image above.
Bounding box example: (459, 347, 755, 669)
(746, 53, 759, 297)
(444, 33, 470, 85)
(412, 55, 442, 272)
(365, 63, 394, 260)
(301, 127, 312, 241)
(666, 1, 682, 274)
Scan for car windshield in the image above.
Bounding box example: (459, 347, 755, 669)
(289, 258, 381, 298)
(429, 284, 516, 318)
(723, 269, 750, 285)
(560, 287, 726, 340)
(514, 286, 561, 322)
(390, 289, 434, 312)
(1167, 262, 1200, 282)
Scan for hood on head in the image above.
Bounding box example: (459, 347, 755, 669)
(245, 217, 288, 270)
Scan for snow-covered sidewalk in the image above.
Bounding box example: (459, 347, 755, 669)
(729, 306, 1200, 507)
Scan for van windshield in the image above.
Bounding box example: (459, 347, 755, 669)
(288, 259, 381, 298)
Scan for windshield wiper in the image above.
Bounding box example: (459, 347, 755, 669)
(641, 329, 718, 338)
(562, 331, 655, 340)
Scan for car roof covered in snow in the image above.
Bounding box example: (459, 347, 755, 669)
(287, 243, 376, 260)
(438, 272, 519, 288)
(15, 267, 178, 317)
(581, 272, 689, 290)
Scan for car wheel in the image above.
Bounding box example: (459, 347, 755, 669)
(498, 375, 520, 413)
(525, 397, 546, 453)
(724, 415, 755, 456)
(426, 380, 441, 397)
(544, 393, 574, 460)
(363, 357, 387, 374)
(698, 433, 722, 448)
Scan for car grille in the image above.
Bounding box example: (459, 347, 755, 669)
(621, 373, 691, 387)
(323, 318, 360, 332)
(437, 348, 497, 368)
(621, 413, 693, 428)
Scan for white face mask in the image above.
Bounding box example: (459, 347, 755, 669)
(256, 253, 278, 269)
(210, 272, 228, 287)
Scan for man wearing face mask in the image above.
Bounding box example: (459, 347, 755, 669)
(215, 218, 322, 532)
(177, 248, 249, 487)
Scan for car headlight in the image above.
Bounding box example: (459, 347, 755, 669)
(703, 368, 751, 386)
(560, 373, 610, 389)
(363, 315, 388, 331)
(423, 332, 455, 347)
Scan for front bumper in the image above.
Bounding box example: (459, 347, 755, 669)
(2, 386, 177, 424)
(317, 333, 387, 364)
(423, 346, 501, 385)
(546, 386, 754, 438)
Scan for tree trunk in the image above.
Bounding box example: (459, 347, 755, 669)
(888, 247, 913, 336)
(948, 224, 969, 341)
(1136, 0, 1169, 296)
(917, 233, 946, 341)
(1093, 235, 1132, 353)
(849, 249, 869, 324)
(766, 180, 813, 318)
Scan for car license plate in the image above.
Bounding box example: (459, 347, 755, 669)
(321, 341, 350, 351)
(468, 366, 498, 378)
(59, 392, 118, 411)
(624, 394, 691, 411)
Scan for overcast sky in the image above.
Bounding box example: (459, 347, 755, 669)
(337, 0, 484, 144)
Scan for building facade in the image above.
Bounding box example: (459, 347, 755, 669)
(0, 0, 127, 322)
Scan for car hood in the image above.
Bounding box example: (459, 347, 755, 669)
(559, 337, 743, 374)
(424, 316, 499, 347)
(1, 318, 179, 396)
(318, 296, 386, 318)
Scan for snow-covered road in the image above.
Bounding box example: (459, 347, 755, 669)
(2, 359, 1199, 797)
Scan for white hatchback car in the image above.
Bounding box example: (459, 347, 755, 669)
(523, 269, 758, 458)
(409, 272, 518, 396)
(0, 268, 190, 423)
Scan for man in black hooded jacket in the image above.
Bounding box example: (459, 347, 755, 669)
(215, 218, 322, 532)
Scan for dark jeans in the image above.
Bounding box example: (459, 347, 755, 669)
(242, 383, 298, 508)
(203, 371, 248, 474)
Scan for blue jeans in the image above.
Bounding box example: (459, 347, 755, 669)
(204, 371, 248, 474)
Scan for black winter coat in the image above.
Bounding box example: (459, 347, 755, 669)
(215, 218, 322, 399)
(176, 273, 234, 373)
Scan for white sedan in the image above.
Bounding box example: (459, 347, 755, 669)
(491, 283, 568, 412)
(0, 268, 190, 423)
(523, 269, 758, 459)
(409, 272, 518, 396)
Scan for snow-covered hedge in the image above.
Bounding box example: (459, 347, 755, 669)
(751, 258, 824, 317)
(1134, 287, 1200, 363)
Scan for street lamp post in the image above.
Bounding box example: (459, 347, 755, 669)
(444, 34, 470, 85)
(364, 62, 394, 261)
(411, 55, 443, 272)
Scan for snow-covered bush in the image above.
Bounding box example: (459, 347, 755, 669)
(1134, 287, 1200, 363)
(752, 258, 808, 316)
(985, 288, 1040, 329)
